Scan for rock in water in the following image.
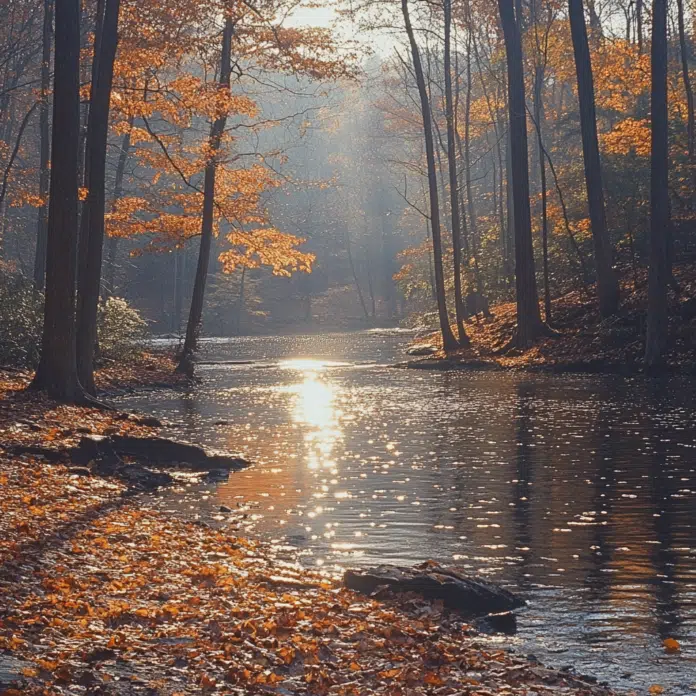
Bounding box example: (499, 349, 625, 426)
(344, 562, 524, 616)
(406, 345, 437, 356)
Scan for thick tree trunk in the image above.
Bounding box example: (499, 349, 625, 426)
(645, 0, 669, 369)
(75, 0, 121, 395)
(402, 0, 457, 351)
(498, 0, 546, 347)
(30, 0, 84, 402)
(177, 18, 234, 373)
(33, 0, 52, 291)
(568, 0, 620, 317)
(104, 122, 132, 299)
(443, 0, 468, 345)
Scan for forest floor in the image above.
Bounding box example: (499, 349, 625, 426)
(0, 364, 621, 695)
(409, 263, 696, 374)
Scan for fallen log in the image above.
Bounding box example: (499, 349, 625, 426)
(344, 562, 524, 616)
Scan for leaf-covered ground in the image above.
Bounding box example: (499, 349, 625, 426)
(1, 370, 615, 695)
(415, 263, 696, 373)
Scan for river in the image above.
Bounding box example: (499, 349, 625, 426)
(119, 330, 696, 693)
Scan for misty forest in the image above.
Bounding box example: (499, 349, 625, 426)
(0, 0, 695, 693)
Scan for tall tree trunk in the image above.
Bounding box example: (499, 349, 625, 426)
(31, 0, 84, 402)
(645, 0, 669, 369)
(498, 0, 546, 347)
(33, 0, 52, 290)
(676, 0, 695, 195)
(533, 64, 551, 322)
(177, 17, 234, 374)
(402, 0, 457, 351)
(532, 0, 551, 322)
(104, 121, 132, 299)
(346, 232, 370, 320)
(235, 267, 245, 335)
(568, 0, 620, 317)
(75, 0, 121, 395)
(463, 30, 484, 302)
(636, 0, 643, 54)
(443, 0, 468, 345)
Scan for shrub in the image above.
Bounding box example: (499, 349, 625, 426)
(0, 272, 43, 368)
(98, 296, 148, 362)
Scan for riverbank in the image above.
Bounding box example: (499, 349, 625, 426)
(0, 371, 619, 695)
(407, 264, 696, 374)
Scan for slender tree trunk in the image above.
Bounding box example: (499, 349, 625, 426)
(104, 121, 132, 299)
(443, 0, 468, 345)
(645, 0, 670, 369)
(463, 32, 485, 303)
(33, 0, 52, 290)
(235, 267, 245, 335)
(75, 0, 121, 395)
(31, 0, 84, 402)
(173, 246, 185, 334)
(676, 0, 695, 195)
(177, 18, 234, 374)
(498, 0, 546, 347)
(346, 233, 370, 320)
(568, 0, 620, 317)
(402, 0, 457, 351)
(533, 65, 551, 322)
(636, 0, 643, 54)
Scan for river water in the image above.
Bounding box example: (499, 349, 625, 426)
(120, 331, 696, 693)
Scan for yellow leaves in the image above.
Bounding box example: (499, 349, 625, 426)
(649, 685, 665, 695)
(663, 637, 681, 652)
(602, 118, 651, 158)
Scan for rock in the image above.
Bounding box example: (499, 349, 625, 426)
(406, 345, 437, 356)
(214, 419, 230, 426)
(219, 504, 233, 513)
(344, 562, 524, 616)
(107, 435, 248, 471)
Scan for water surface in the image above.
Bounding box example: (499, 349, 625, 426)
(123, 331, 696, 692)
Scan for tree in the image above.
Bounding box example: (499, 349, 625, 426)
(33, 0, 52, 290)
(30, 0, 84, 401)
(443, 0, 468, 345)
(402, 0, 457, 352)
(568, 0, 619, 317)
(644, 0, 669, 369)
(75, 0, 122, 395)
(177, 16, 235, 374)
(498, 0, 546, 347)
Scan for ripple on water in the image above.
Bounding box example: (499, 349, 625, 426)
(121, 332, 696, 693)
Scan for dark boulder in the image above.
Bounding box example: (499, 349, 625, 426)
(344, 562, 524, 616)
(72, 434, 248, 472)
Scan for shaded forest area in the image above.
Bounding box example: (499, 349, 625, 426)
(0, 0, 694, 401)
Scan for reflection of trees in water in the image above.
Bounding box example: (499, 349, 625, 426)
(512, 381, 535, 591)
(647, 380, 682, 641)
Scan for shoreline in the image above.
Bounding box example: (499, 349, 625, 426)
(395, 355, 696, 376)
(0, 360, 621, 695)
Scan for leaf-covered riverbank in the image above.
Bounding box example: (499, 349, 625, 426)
(410, 265, 696, 375)
(0, 370, 618, 695)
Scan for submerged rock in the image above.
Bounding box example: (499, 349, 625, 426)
(344, 562, 524, 616)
